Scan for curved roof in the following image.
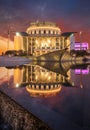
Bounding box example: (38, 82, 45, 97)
(26, 21, 61, 33)
(30, 21, 58, 27)
(61, 32, 77, 37)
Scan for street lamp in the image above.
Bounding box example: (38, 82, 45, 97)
(7, 29, 10, 50)
(79, 31, 82, 50)
(7, 29, 15, 51)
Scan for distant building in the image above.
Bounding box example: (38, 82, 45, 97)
(14, 21, 75, 56)
(14, 32, 29, 52)
(75, 68, 89, 75)
(74, 42, 89, 50)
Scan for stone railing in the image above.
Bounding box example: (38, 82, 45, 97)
(0, 91, 52, 130)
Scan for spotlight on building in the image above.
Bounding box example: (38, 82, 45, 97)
(16, 32, 21, 36)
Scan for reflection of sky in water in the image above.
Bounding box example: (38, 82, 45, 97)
(0, 63, 90, 129)
(0, 67, 13, 84)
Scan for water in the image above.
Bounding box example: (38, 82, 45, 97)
(0, 61, 90, 130)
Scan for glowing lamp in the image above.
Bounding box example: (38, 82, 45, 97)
(16, 83, 19, 88)
(16, 32, 20, 36)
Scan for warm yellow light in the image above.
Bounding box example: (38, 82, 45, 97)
(27, 26, 60, 32)
(16, 32, 20, 36)
(46, 30, 48, 34)
(41, 42, 45, 47)
(35, 40, 38, 44)
(35, 75, 38, 80)
(32, 31, 34, 34)
(36, 85, 39, 89)
(16, 83, 19, 88)
(45, 72, 49, 77)
(41, 30, 44, 34)
(48, 76, 51, 80)
(41, 85, 44, 89)
(47, 39, 51, 43)
(51, 30, 53, 34)
(26, 86, 62, 94)
(36, 30, 39, 34)
(46, 85, 49, 89)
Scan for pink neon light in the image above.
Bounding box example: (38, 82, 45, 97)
(75, 42, 88, 50)
(75, 69, 89, 75)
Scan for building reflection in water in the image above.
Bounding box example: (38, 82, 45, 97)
(75, 68, 89, 75)
(13, 61, 73, 97)
(3, 61, 89, 97)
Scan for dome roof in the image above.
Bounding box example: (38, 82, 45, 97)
(26, 21, 61, 35)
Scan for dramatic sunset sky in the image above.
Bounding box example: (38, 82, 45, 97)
(0, 0, 90, 46)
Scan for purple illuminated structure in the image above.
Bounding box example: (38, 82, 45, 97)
(75, 42, 88, 50)
(75, 68, 89, 75)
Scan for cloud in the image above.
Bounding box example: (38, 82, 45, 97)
(0, 36, 14, 54)
(0, 0, 89, 45)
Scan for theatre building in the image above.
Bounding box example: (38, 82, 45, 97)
(14, 21, 75, 56)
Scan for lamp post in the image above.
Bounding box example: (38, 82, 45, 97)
(79, 31, 82, 50)
(7, 29, 15, 51)
(7, 29, 10, 50)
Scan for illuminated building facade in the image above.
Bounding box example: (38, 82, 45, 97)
(14, 21, 75, 56)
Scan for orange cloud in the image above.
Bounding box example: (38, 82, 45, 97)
(0, 36, 14, 55)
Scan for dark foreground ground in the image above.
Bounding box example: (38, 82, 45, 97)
(0, 116, 12, 130)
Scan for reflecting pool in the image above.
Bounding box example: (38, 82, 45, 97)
(0, 61, 90, 130)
